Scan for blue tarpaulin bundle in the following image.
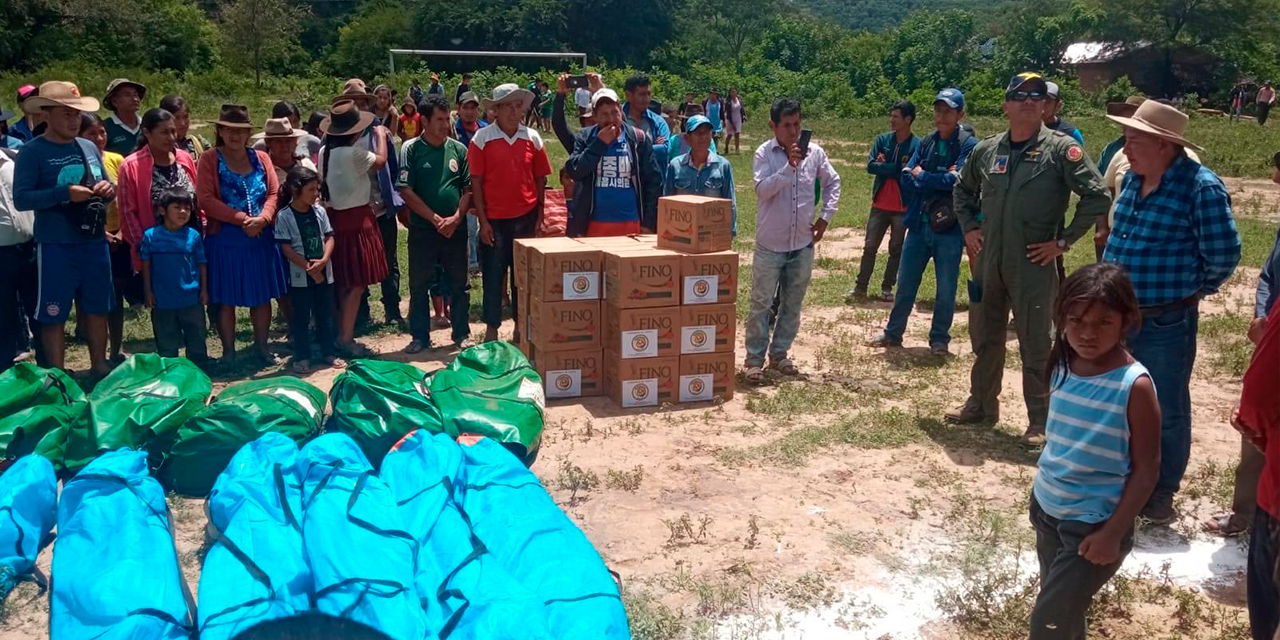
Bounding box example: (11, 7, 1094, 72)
(0, 455, 56, 603)
(381, 430, 554, 639)
(297, 433, 428, 640)
(51, 448, 195, 640)
(198, 432, 311, 640)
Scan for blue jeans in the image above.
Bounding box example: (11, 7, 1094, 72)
(1128, 305, 1198, 496)
(467, 212, 479, 271)
(745, 244, 814, 368)
(883, 225, 963, 346)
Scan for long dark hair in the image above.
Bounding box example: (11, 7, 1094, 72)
(281, 164, 320, 209)
(136, 108, 174, 152)
(78, 112, 103, 136)
(159, 95, 187, 116)
(1045, 263, 1141, 390)
(319, 133, 356, 202)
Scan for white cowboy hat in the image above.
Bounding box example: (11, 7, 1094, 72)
(1106, 100, 1203, 151)
(481, 83, 534, 112)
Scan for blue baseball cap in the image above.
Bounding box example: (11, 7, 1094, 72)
(685, 114, 712, 133)
(935, 88, 965, 111)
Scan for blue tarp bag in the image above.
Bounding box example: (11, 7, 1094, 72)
(51, 448, 195, 640)
(198, 433, 311, 640)
(298, 433, 427, 640)
(380, 430, 554, 639)
(0, 455, 56, 602)
(459, 437, 630, 640)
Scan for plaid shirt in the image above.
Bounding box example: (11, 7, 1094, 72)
(1104, 154, 1240, 307)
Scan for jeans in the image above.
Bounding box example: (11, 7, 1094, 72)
(289, 282, 336, 361)
(377, 213, 402, 318)
(1129, 304, 1198, 496)
(744, 244, 814, 368)
(151, 304, 208, 361)
(0, 241, 44, 372)
(408, 227, 470, 344)
(1249, 506, 1280, 640)
(883, 225, 963, 347)
(855, 207, 906, 294)
(467, 212, 479, 271)
(479, 210, 536, 328)
(1029, 496, 1132, 640)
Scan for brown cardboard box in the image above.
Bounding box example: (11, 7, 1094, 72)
(527, 238, 602, 302)
(514, 237, 566, 292)
(678, 352, 736, 402)
(679, 250, 739, 305)
(603, 304, 680, 358)
(678, 303, 736, 354)
(629, 233, 658, 247)
(527, 299, 601, 351)
(604, 354, 677, 408)
(603, 247, 681, 308)
(657, 195, 733, 253)
(516, 288, 529, 348)
(574, 236, 642, 249)
(529, 346, 602, 398)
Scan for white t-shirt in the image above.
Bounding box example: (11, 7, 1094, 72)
(575, 88, 591, 109)
(320, 146, 377, 210)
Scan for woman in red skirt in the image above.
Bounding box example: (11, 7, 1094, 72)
(318, 99, 389, 356)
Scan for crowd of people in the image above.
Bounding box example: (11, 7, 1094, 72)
(1, 67, 1279, 640)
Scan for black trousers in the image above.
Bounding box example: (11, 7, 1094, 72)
(378, 212, 402, 317)
(151, 304, 208, 361)
(1261, 103, 1273, 126)
(0, 241, 44, 372)
(290, 282, 336, 361)
(1249, 506, 1280, 640)
(479, 210, 536, 328)
(1029, 496, 1133, 640)
(408, 227, 469, 344)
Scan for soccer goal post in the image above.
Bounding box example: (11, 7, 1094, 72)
(388, 49, 588, 76)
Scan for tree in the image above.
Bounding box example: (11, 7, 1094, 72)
(992, 0, 1100, 76)
(688, 0, 781, 73)
(332, 0, 415, 80)
(882, 10, 980, 93)
(219, 0, 308, 88)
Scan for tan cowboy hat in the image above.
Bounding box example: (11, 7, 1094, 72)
(21, 81, 100, 114)
(1106, 99, 1203, 151)
(213, 104, 254, 129)
(104, 78, 147, 108)
(481, 83, 534, 112)
(252, 117, 306, 140)
(321, 100, 376, 136)
(332, 78, 373, 105)
(1105, 95, 1147, 118)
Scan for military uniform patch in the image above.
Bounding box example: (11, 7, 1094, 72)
(1066, 145, 1083, 162)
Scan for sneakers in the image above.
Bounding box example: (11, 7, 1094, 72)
(945, 399, 998, 425)
(844, 287, 867, 304)
(1020, 426, 1046, 447)
(404, 339, 428, 354)
(929, 343, 950, 356)
(880, 289, 894, 301)
(1142, 491, 1179, 526)
(869, 335, 902, 348)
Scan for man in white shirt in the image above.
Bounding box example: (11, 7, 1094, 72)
(575, 86, 592, 115)
(743, 98, 841, 382)
(0, 147, 40, 371)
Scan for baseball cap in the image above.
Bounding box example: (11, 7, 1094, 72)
(16, 85, 36, 102)
(935, 88, 965, 111)
(1005, 72, 1048, 95)
(590, 88, 620, 109)
(458, 91, 479, 106)
(1045, 81, 1061, 100)
(685, 114, 712, 133)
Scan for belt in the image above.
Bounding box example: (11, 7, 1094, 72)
(1140, 294, 1199, 319)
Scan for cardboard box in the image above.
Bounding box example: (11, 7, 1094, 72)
(516, 287, 529, 347)
(679, 251, 739, 305)
(678, 303, 736, 354)
(603, 248, 681, 308)
(527, 299, 601, 351)
(529, 346, 602, 399)
(604, 304, 680, 358)
(657, 195, 733, 254)
(679, 352, 736, 402)
(629, 233, 658, 247)
(574, 236, 642, 249)
(604, 354, 677, 408)
(514, 237, 567, 292)
(527, 238, 602, 302)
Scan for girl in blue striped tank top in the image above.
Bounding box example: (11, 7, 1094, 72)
(1029, 263, 1161, 640)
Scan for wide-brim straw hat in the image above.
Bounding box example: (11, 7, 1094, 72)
(1106, 99, 1203, 151)
(21, 81, 100, 114)
(1105, 95, 1147, 118)
(213, 104, 254, 129)
(332, 78, 374, 105)
(321, 100, 376, 136)
(253, 117, 306, 140)
(481, 83, 534, 112)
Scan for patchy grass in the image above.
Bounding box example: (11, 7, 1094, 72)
(623, 586, 694, 640)
(553, 460, 599, 505)
(1199, 312, 1256, 377)
(722, 407, 928, 467)
(605, 465, 645, 492)
(744, 381, 857, 420)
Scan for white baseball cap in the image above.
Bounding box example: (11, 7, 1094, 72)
(590, 88, 620, 109)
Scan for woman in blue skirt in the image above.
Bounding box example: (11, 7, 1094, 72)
(195, 104, 287, 364)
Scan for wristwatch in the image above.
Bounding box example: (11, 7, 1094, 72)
(1056, 238, 1069, 250)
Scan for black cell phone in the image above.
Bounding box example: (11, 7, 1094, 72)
(798, 129, 813, 157)
(566, 75, 589, 90)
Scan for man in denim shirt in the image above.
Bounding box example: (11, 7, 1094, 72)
(662, 115, 737, 235)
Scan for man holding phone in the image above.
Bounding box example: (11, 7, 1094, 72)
(743, 98, 841, 383)
(565, 88, 661, 237)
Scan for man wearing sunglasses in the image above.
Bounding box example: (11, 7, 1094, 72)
(947, 72, 1110, 446)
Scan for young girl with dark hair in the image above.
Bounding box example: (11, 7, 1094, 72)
(275, 165, 344, 373)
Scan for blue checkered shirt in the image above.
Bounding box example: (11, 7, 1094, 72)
(1103, 154, 1240, 307)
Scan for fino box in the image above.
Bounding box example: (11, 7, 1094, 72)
(678, 303, 736, 354)
(526, 298, 601, 352)
(603, 304, 681, 359)
(678, 352, 736, 402)
(528, 345, 603, 399)
(604, 355, 678, 408)
(657, 195, 733, 254)
(526, 238, 602, 302)
(679, 250, 738, 305)
(603, 248, 682, 308)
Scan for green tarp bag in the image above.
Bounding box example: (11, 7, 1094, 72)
(64, 354, 212, 472)
(326, 359, 444, 469)
(429, 342, 545, 465)
(158, 376, 326, 496)
(0, 363, 87, 472)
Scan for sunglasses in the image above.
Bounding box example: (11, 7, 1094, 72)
(1007, 91, 1047, 102)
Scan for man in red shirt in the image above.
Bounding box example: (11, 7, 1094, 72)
(848, 101, 917, 302)
(467, 83, 552, 343)
(1240, 302, 1280, 640)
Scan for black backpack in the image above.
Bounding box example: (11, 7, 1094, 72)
(919, 126, 973, 233)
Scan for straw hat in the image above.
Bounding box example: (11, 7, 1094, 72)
(1105, 95, 1147, 118)
(254, 117, 306, 140)
(332, 78, 373, 106)
(481, 83, 534, 112)
(321, 100, 376, 136)
(20, 81, 100, 114)
(1106, 100, 1202, 151)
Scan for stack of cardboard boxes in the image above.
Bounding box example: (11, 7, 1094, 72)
(515, 195, 737, 408)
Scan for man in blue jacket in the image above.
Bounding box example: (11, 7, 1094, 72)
(848, 100, 917, 302)
(622, 75, 671, 191)
(870, 88, 975, 356)
(566, 88, 661, 237)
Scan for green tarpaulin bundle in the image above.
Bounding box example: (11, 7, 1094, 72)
(0, 363, 88, 472)
(64, 354, 212, 472)
(429, 342, 545, 465)
(159, 377, 326, 496)
(327, 360, 445, 469)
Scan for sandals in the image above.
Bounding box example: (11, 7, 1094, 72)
(336, 341, 373, 359)
(1202, 513, 1250, 537)
(743, 366, 765, 384)
(323, 355, 348, 369)
(292, 360, 313, 375)
(768, 358, 800, 376)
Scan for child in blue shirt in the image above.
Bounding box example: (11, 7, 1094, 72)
(141, 188, 207, 363)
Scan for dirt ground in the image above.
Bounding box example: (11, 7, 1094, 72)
(1, 219, 1262, 640)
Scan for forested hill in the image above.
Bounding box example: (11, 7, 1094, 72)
(792, 0, 1015, 31)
